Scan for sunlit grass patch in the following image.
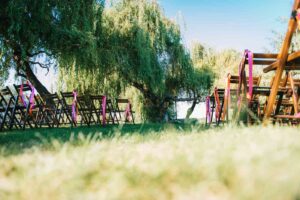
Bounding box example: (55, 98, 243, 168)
(0, 125, 300, 199)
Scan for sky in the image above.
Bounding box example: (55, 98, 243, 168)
(159, 0, 293, 52)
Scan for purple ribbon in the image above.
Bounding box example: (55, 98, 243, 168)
(72, 91, 78, 123)
(102, 96, 107, 125)
(206, 96, 211, 124)
(124, 102, 132, 122)
(27, 81, 35, 115)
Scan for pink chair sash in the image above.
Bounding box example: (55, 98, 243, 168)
(19, 83, 27, 107)
(27, 81, 36, 115)
(124, 102, 132, 122)
(245, 50, 254, 100)
(206, 96, 211, 124)
(72, 91, 78, 123)
(102, 96, 107, 125)
(214, 87, 221, 120)
(237, 50, 254, 107)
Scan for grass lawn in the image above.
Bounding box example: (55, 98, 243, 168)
(0, 123, 300, 200)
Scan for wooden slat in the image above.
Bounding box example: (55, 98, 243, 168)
(175, 98, 199, 102)
(264, 51, 300, 72)
(288, 72, 299, 113)
(253, 53, 278, 59)
(285, 64, 300, 70)
(264, 0, 300, 121)
(252, 60, 276, 65)
(287, 50, 300, 62)
(263, 61, 278, 73)
(264, 61, 300, 72)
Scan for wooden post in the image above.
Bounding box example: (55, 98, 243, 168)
(289, 72, 299, 114)
(222, 74, 231, 122)
(264, 0, 300, 121)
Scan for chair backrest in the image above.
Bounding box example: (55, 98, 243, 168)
(77, 96, 91, 109)
(0, 86, 14, 97)
(116, 99, 129, 104)
(230, 75, 261, 86)
(61, 92, 75, 106)
(14, 84, 32, 93)
(0, 86, 17, 107)
(14, 83, 39, 107)
(90, 95, 105, 109)
(90, 95, 104, 101)
(41, 93, 60, 106)
(115, 99, 129, 111)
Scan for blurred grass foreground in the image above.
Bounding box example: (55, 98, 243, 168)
(0, 124, 300, 200)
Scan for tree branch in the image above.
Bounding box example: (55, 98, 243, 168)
(28, 60, 53, 75)
(28, 60, 52, 69)
(27, 50, 52, 57)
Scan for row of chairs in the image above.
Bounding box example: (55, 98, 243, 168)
(0, 82, 134, 131)
(207, 1, 300, 126)
(206, 51, 300, 126)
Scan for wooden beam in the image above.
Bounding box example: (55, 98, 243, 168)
(264, 0, 300, 121)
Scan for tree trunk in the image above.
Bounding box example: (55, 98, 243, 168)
(186, 93, 199, 119)
(25, 62, 51, 96)
(130, 81, 168, 122)
(143, 97, 169, 122)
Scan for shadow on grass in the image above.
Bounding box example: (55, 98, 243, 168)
(0, 121, 207, 156)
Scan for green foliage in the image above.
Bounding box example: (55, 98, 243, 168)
(191, 42, 240, 88)
(59, 0, 214, 121)
(1, 0, 213, 121)
(0, 0, 104, 83)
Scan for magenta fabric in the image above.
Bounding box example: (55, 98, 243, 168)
(102, 96, 107, 125)
(206, 96, 211, 124)
(72, 91, 78, 123)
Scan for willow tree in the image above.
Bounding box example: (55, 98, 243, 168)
(107, 0, 214, 121)
(59, 0, 213, 121)
(0, 0, 103, 95)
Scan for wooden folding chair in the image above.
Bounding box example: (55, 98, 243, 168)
(89, 95, 103, 125)
(212, 73, 262, 124)
(205, 95, 214, 126)
(89, 95, 118, 126)
(77, 96, 94, 126)
(105, 98, 119, 125)
(12, 83, 40, 130)
(60, 91, 78, 127)
(273, 72, 300, 124)
(0, 87, 23, 131)
(209, 87, 225, 125)
(38, 93, 63, 128)
(115, 99, 135, 124)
